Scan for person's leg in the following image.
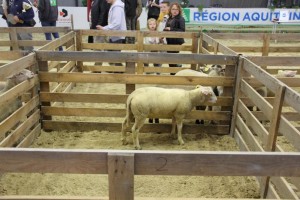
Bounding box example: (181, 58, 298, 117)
(109, 39, 125, 67)
(41, 21, 52, 40)
(49, 21, 63, 51)
(94, 36, 106, 67)
(167, 51, 179, 75)
(125, 16, 135, 44)
(18, 32, 33, 51)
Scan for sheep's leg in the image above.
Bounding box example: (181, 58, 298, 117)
(121, 117, 129, 145)
(131, 117, 146, 150)
(176, 117, 184, 145)
(171, 117, 177, 139)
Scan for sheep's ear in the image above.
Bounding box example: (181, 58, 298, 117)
(196, 85, 201, 89)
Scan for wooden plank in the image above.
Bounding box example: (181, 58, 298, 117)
(38, 73, 234, 86)
(266, 86, 286, 151)
(240, 80, 273, 121)
(17, 123, 41, 148)
(284, 87, 300, 114)
(233, 128, 250, 152)
(143, 30, 195, 38)
(218, 43, 238, 55)
(35, 51, 238, 65)
(0, 76, 38, 105)
(125, 62, 136, 94)
(58, 61, 76, 73)
(0, 51, 25, 60)
(143, 44, 192, 52)
(0, 54, 36, 80)
(42, 121, 229, 135)
(243, 58, 282, 95)
(262, 34, 270, 57)
(0, 96, 40, 138)
(40, 93, 127, 103)
(208, 33, 264, 40)
(41, 107, 230, 120)
(270, 33, 300, 41)
(39, 93, 233, 106)
(10, 27, 19, 50)
(229, 46, 262, 53)
(236, 114, 264, 152)
(0, 110, 40, 147)
(108, 153, 134, 200)
(81, 29, 138, 37)
(82, 65, 126, 72)
(278, 117, 300, 152)
(229, 58, 243, 136)
(270, 177, 299, 199)
(18, 40, 48, 47)
(0, 148, 300, 176)
(82, 43, 137, 51)
(247, 56, 300, 66)
(13, 27, 71, 34)
(38, 31, 75, 51)
(238, 99, 268, 145)
(261, 86, 285, 198)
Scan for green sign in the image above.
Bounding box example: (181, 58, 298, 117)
(50, 0, 57, 6)
(182, 8, 190, 22)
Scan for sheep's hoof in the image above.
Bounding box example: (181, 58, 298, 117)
(178, 139, 185, 145)
(121, 139, 128, 145)
(135, 146, 142, 150)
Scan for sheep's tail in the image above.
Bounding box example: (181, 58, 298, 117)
(125, 95, 134, 127)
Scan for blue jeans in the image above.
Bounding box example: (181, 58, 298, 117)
(41, 21, 63, 51)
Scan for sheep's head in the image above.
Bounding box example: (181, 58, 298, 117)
(8, 69, 34, 84)
(8, 69, 35, 85)
(277, 70, 297, 77)
(196, 85, 217, 104)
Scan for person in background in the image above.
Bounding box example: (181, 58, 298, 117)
(91, 0, 110, 66)
(157, 1, 169, 32)
(9, 0, 35, 51)
(96, 0, 126, 67)
(163, 2, 185, 75)
(146, 0, 162, 20)
(123, 0, 142, 44)
(135, 0, 142, 30)
(143, 18, 163, 71)
(34, 0, 63, 51)
(1, 0, 14, 27)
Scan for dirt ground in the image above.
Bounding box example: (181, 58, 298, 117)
(0, 30, 299, 199)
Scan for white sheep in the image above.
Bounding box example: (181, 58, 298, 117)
(0, 69, 34, 122)
(175, 66, 225, 124)
(121, 86, 217, 150)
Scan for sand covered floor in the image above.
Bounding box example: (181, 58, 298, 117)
(0, 130, 260, 198)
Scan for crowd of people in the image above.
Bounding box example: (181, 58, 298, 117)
(1, 0, 186, 71)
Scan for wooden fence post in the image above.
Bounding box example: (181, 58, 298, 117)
(136, 31, 144, 74)
(191, 32, 200, 70)
(108, 153, 134, 200)
(229, 56, 244, 136)
(75, 30, 83, 72)
(261, 85, 286, 198)
(221, 62, 236, 128)
(261, 34, 270, 70)
(38, 60, 52, 124)
(126, 62, 136, 94)
(10, 28, 20, 50)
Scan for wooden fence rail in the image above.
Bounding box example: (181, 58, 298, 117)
(0, 148, 300, 200)
(0, 27, 71, 51)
